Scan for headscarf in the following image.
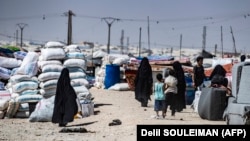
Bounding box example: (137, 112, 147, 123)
(135, 57, 152, 86)
(138, 57, 152, 77)
(173, 61, 186, 90)
(209, 64, 228, 87)
(209, 64, 226, 80)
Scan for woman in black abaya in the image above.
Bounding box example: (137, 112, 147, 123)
(52, 68, 78, 127)
(172, 61, 186, 112)
(134, 57, 153, 107)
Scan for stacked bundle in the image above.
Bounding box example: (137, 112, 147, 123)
(1, 52, 29, 118)
(63, 44, 93, 117)
(28, 41, 65, 121)
(5, 52, 41, 118)
(38, 41, 65, 98)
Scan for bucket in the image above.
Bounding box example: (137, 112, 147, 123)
(104, 64, 120, 89)
(185, 87, 195, 105)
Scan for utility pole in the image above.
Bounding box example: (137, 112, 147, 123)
(139, 27, 142, 57)
(17, 23, 28, 48)
(221, 26, 224, 58)
(120, 30, 124, 54)
(64, 10, 75, 45)
(102, 17, 120, 54)
(170, 47, 173, 56)
(180, 34, 182, 60)
(126, 37, 129, 54)
(16, 30, 18, 46)
(147, 16, 151, 54)
(230, 26, 237, 57)
(202, 26, 206, 51)
(214, 44, 217, 56)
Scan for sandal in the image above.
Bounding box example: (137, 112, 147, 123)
(109, 119, 122, 126)
(153, 115, 160, 119)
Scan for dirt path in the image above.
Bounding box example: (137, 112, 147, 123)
(0, 87, 226, 141)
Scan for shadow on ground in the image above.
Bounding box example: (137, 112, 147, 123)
(66, 121, 98, 127)
(94, 103, 113, 108)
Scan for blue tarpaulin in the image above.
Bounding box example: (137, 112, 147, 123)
(136, 55, 174, 61)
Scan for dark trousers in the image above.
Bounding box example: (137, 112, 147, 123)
(165, 92, 177, 116)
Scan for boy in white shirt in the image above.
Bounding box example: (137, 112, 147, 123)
(164, 69, 178, 116)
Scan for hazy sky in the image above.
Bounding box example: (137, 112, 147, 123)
(0, 0, 250, 53)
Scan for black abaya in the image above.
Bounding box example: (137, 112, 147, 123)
(52, 68, 78, 126)
(134, 57, 153, 107)
(173, 61, 186, 112)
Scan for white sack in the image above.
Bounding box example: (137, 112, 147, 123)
(41, 48, 65, 60)
(0, 56, 22, 69)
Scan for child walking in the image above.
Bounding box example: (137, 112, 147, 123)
(164, 68, 178, 116)
(153, 73, 166, 119)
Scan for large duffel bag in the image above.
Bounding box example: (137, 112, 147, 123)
(198, 87, 227, 120)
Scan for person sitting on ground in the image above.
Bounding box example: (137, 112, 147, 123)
(209, 64, 232, 104)
(209, 64, 230, 92)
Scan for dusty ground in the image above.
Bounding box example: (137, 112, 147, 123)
(0, 87, 226, 141)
